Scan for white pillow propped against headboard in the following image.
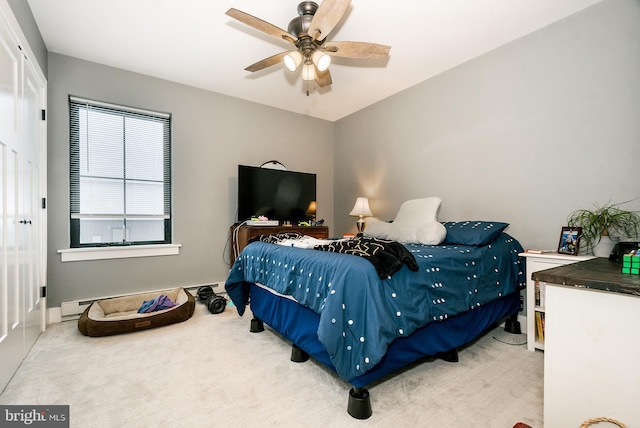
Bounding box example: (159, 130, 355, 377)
(364, 197, 447, 245)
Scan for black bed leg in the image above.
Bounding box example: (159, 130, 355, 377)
(436, 348, 459, 362)
(290, 344, 309, 362)
(347, 386, 372, 419)
(504, 313, 522, 334)
(250, 318, 264, 333)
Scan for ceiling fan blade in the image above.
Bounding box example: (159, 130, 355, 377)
(226, 8, 297, 44)
(324, 41, 391, 59)
(244, 51, 288, 72)
(308, 0, 351, 41)
(315, 68, 332, 88)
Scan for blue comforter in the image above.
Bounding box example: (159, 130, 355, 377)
(225, 233, 525, 381)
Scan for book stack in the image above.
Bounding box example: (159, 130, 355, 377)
(535, 312, 545, 341)
(534, 279, 545, 341)
(534, 280, 545, 307)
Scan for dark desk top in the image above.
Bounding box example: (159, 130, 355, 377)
(532, 257, 640, 298)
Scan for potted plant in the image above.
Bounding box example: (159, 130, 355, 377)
(567, 199, 640, 256)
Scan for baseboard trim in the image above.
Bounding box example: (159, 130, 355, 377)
(48, 307, 62, 324)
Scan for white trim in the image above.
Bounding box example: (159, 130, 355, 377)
(70, 214, 170, 219)
(48, 307, 62, 324)
(0, 0, 47, 84)
(58, 244, 181, 262)
(69, 95, 171, 118)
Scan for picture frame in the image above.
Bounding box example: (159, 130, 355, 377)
(557, 226, 582, 255)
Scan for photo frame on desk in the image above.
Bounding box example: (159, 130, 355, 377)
(557, 226, 582, 255)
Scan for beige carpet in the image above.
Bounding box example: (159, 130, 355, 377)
(0, 303, 543, 427)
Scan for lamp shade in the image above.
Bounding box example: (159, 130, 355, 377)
(306, 201, 317, 218)
(349, 197, 373, 218)
(311, 50, 331, 72)
(283, 50, 303, 72)
(301, 62, 315, 81)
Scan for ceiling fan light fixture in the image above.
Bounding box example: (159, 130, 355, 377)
(227, 0, 391, 93)
(311, 50, 331, 72)
(301, 62, 315, 81)
(284, 50, 303, 72)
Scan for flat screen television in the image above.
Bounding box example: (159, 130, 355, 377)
(237, 165, 317, 223)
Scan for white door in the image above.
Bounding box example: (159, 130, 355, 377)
(0, 10, 46, 392)
(20, 54, 45, 351)
(0, 9, 24, 391)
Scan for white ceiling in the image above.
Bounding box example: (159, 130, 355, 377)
(27, 0, 602, 122)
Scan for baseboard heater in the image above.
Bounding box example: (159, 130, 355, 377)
(59, 284, 220, 321)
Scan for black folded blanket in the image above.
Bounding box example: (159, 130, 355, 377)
(252, 233, 418, 279)
(314, 236, 418, 279)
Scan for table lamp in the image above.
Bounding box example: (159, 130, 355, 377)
(306, 201, 317, 224)
(349, 197, 373, 232)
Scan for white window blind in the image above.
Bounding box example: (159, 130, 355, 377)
(69, 96, 172, 247)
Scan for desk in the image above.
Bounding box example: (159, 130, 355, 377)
(533, 258, 640, 427)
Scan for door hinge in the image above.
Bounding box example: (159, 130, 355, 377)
(40, 286, 46, 298)
(42, 197, 46, 209)
(41, 109, 46, 120)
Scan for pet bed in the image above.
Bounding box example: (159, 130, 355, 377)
(78, 287, 195, 337)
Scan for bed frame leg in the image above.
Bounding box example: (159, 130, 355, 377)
(348, 386, 372, 419)
(437, 348, 459, 362)
(504, 313, 522, 334)
(290, 344, 309, 362)
(250, 318, 264, 333)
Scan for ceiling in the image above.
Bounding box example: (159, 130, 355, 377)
(27, 0, 602, 122)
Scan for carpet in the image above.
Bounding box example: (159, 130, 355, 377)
(1, 304, 543, 427)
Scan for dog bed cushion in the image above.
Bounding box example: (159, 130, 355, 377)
(78, 287, 195, 337)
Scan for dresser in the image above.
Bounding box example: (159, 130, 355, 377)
(229, 224, 329, 266)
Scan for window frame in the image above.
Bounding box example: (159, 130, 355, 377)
(68, 96, 172, 248)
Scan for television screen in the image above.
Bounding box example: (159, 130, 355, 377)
(237, 165, 317, 223)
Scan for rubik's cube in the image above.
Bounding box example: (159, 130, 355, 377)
(622, 252, 640, 275)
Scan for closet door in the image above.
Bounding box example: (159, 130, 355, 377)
(20, 54, 45, 350)
(0, 9, 46, 392)
(0, 10, 24, 390)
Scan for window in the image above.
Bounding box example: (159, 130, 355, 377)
(69, 96, 171, 248)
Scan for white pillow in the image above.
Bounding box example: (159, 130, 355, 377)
(390, 197, 441, 227)
(364, 197, 446, 244)
(364, 220, 391, 239)
(386, 197, 445, 244)
(416, 222, 447, 245)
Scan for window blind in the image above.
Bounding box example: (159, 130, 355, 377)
(69, 96, 172, 247)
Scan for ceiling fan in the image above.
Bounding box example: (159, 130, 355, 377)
(226, 0, 391, 95)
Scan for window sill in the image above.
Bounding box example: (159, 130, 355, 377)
(58, 244, 181, 262)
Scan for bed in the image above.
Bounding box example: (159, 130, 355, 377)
(225, 214, 526, 419)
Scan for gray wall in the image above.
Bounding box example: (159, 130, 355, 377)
(21, 0, 640, 307)
(334, 0, 640, 251)
(47, 53, 334, 306)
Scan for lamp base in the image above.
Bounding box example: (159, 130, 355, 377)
(356, 217, 365, 233)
